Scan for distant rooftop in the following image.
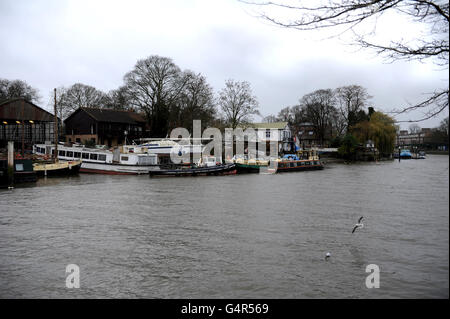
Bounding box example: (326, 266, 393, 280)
(66, 107, 146, 125)
(239, 122, 289, 130)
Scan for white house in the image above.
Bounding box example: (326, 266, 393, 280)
(235, 122, 294, 152)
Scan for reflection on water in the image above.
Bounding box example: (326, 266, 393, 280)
(0, 156, 448, 298)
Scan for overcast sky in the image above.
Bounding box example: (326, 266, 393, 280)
(1, 0, 448, 129)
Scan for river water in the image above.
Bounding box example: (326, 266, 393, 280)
(0, 155, 448, 298)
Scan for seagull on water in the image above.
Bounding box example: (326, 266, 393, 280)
(352, 216, 364, 234)
(325, 252, 331, 260)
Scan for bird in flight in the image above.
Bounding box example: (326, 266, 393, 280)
(352, 216, 364, 234)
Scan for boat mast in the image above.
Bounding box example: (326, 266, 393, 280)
(53, 88, 59, 163)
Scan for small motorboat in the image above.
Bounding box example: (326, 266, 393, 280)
(399, 149, 412, 159)
(418, 151, 426, 159)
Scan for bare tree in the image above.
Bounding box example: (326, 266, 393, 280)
(335, 85, 371, 131)
(219, 79, 260, 129)
(53, 83, 109, 120)
(408, 123, 422, 134)
(0, 78, 40, 103)
(124, 55, 189, 137)
(105, 86, 132, 111)
(242, 0, 449, 122)
(330, 108, 347, 138)
(300, 89, 337, 145)
(175, 71, 217, 132)
(263, 114, 279, 123)
(277, 106, 293, 122)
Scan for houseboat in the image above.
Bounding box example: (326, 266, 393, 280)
(275, 150, 324, 172)
(1, 159, 37, 187)
(33, 144, 158, 175)
(150, 156, 236, 177)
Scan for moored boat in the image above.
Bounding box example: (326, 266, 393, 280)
(399, 149, 412, 159)
(1, 159, 37, 187)
(33, 160, 82, 177)
(150, 156, 236, 177)
(230, 155, 270, 173)
(149, 163, 236, 177)
(275, 151, 324, 172)
(33, 144, 159, 175)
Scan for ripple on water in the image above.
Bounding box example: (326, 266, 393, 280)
(0, 155, 448, 298)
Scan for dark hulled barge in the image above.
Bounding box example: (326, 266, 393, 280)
(275, 151, 324, 173)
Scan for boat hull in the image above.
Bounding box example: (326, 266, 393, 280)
(80, 162, 159, 175)
(235, 163, 269, 173)
(34, 161, 82, 177)
(150, 164, 237, 177)
(276, 160, 324, 172)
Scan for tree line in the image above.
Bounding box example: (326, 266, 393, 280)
(263, 84, 400, 156)
(1, 55, 261, 137)
(2, 71, 447, 155)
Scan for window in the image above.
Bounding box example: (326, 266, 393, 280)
(90, 153, 98, 160)
(121, 156, 129, 161)
(76, 138, 81, 143)
(82, 153, 89, 159)
(66, 151, 73, 157)
(308, 131, 313, 136)
(98, 154, 106, 161)
(266, 130, 271, 138)
(74, 152, 81, 158)
(59, 150, 66, 157)
(15, 164, 24, 171)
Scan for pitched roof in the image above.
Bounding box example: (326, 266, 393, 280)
(67, 107, 146, 125)
(0, 98, 56, 121)
(240, 122, 289, 130)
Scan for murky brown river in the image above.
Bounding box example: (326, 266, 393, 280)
(0, 155, 448, 298)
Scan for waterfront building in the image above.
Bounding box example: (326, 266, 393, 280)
(0, 98, 57, 152)
(396, 128, 433, 148)
(64, 108, 147, 147)
(236, 122, 294, 153)
(296, 122, 318, 149)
